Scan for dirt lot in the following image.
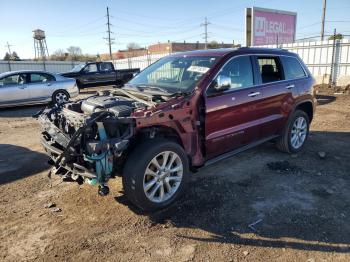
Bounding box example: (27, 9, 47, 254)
(0, 88, 350, 261)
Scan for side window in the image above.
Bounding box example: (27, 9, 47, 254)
(84, 64, 98, 73)
(30, 73, 54, 83)
(214, 56, 254, 91)
(257, 57, 283, 83)
(99, 62, 113, 71)
(0, 74, 26, 87)
(282, 56, 306, 80)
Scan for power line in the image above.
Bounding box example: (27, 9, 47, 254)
(327, 20, 350, 23)
(48, 31, 105, 38)
(297, 21, 321, 30)
(54, 15, 106, 34)
(211, 22, 245, 32)
(201, 17, 210, 49)
(115, 26, 201, 39)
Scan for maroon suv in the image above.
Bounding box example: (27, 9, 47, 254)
(38, 47, 316, 211)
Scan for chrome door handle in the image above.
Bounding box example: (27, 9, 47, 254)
(286, 84, 295, 89)
(19, 86, 26, 89)
(248, 91, 260, 97)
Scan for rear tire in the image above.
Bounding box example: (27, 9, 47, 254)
(276, 110, 310, 153)
(122, 138, 189, 211)
(52, 90, 70, 105)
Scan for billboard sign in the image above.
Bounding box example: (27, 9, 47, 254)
(246, 7, 297, 46)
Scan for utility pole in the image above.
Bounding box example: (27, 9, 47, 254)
(104, 6, 115, 60)
(329, 28, 337, 87)
(5, 42, 12, 55)
(321, 0, 327, 41)
(5, 42, 12, 71)
(201, 17, 210, 49)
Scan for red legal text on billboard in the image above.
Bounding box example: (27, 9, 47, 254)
(253, 10, 296, 45)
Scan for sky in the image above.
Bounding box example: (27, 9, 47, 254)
(1, 0, 350, 59)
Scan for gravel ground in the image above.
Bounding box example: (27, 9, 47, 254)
(0, 88, 349, 261)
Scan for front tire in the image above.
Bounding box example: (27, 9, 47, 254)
(276, 110, 310, 153)
(123, 139, 189, 211)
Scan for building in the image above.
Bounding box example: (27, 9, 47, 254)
(109, 41, 239, 60)
(113, 48, 148, 59)
(147, 41, 238, 54)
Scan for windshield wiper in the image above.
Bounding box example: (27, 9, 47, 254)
(124, 84, 190, 97)
(170, 90, 192, 97)
(135, 85, 171, 94)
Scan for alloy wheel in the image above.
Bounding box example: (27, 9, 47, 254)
(290, 116, 307, 149)
(55, 92, 68, 104)
(143, 151, 183, 203)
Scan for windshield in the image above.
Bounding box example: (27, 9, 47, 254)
(70, 63, 86, 72)
(127, 55, 218, 93)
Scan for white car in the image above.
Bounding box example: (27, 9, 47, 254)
(0, 70, 79, 108)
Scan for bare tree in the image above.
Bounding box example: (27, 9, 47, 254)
(3, 52, 11, 60)
(126, 42, 142, 58)
(67, 46, 82, 61)
(50, 49, 67, 61)
(11, 52, 20, 60)
(127, 42, 141, 51)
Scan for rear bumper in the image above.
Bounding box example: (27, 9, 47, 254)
(68, 88, 79, 98)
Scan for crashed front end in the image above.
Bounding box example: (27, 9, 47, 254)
(38, 91, 147, 195)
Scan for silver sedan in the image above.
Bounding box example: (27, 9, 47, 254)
(0, 70, 79, 108)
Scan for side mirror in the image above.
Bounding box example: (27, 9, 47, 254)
(214, 75, 231, 91)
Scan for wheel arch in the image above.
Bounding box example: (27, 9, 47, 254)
(294, 100, 314, 122)
(135, 125, 184, 148)
(115, 125, 186, 175)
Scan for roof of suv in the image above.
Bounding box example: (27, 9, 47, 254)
(173, 47, 294, 57)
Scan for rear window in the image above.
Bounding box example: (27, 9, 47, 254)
(99, 62, 113, 71)
(282, 56, 306, 80)
(30, 73, 55, 83)
(257, 57, 283, 83)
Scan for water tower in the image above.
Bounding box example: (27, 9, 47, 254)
(33, 29, 49, 60)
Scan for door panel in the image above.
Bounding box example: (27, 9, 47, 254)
(255, 55, 293, 138)
(97, 62, 116, 83)
(259, 81, 294, 137)
(81, 64, 99, 84)
(255, 56, 300, 138)
(27, 73, 55, 101)
(0, 73, 30, 105)
(204, 55, 265, 160)
(205, 87, 265, 159)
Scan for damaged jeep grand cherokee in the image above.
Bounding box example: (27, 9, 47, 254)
(38, 48, 316, 211)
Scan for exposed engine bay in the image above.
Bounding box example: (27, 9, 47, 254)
(38, 89, 163, 195)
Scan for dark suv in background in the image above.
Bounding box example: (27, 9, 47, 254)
(39, 47, 316, 211)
